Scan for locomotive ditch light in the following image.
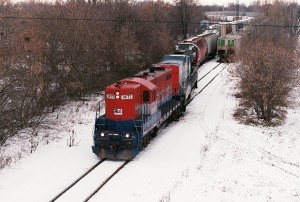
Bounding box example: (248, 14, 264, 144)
(100, 132, 105, 137)
(125, 133, 130, 138)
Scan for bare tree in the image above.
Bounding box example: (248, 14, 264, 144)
(230, 1, 300, 125)
(173, 0, 199, 39)
(0, 0, 192, 148)
(232, 36, 299, 124)
(134, 0, 174, 65)
(267, 1, 300, 41)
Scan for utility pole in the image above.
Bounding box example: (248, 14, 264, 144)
(236, 0, 239, 19)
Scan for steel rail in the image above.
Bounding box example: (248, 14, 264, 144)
(188, 64, 226, 105)
(197, 63, 221, 83)
(49, 159, 106, 202)
(83, 160, 130, 202)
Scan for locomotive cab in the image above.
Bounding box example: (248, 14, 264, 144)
(105, 82, 142, 121)
(93, 69, 174, 160)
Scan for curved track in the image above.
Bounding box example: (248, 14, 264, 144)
(49, 160, 130, 202)
(188, 63, 226, 105)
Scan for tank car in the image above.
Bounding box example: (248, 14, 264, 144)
(174, 35, 207, 67)
(188, 36, 207, 65)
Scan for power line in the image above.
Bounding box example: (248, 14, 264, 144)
(0, 16, 179, 23)
(0, 16, 299, 28)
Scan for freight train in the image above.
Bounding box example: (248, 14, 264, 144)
(217, 18, 253, 62)
(92, 29, 219, 160)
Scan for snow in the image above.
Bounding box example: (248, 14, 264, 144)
(0, 59, 299, 202)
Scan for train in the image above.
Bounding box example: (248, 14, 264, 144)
(92, 25, 222, 160)
(217, 18, 253, 62)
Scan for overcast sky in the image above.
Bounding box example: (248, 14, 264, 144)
(199, 0, 256, 6)
(199, 0, 300, 6)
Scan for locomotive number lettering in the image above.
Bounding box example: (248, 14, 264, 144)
(106, 94, 115, 99)
(121, 94, 133, 99)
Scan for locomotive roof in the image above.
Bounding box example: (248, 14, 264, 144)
(160, 60, 182, 66)
(177, 41, 194, 45)
(162, 54, 189, 62)
(121, 77, 157, 91)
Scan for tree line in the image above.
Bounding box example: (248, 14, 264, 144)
(1, 0, 299, 147)
(0, 0, 205, 147)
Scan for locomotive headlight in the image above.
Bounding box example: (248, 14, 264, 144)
(125, 133, 130, 138)
(100, 132, 105, 137)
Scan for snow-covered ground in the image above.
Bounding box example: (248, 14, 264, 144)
(0, 60, 299, 202)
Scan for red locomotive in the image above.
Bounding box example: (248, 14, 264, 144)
(92, 56, 197, 160)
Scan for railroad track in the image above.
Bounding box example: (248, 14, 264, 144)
(49, 159, 130, 202)
(197, 63, 221, 83)
(83, 160, 130, 202)
(49, 62, 225, 202)
(188, 62, 226, 105)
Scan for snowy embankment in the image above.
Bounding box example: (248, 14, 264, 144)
(0, 60, 299, 202)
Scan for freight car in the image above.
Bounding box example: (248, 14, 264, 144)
(174, 35, 207, 67)
(197, 29, 219, 59)
(186, 36, 207, 65)
(92, 54, 197, 160)
(217, 21, 250, 62)
(217, 32, 242, 62)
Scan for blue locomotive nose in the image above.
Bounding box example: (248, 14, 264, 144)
(110, 144, 118, 151)
(108, 134, 121, 151)
(108, 134, 121, 141)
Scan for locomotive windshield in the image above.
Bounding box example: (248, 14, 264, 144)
(175, 43, 194, 51)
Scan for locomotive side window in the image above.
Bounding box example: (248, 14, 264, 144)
(143, 90, 149, 102)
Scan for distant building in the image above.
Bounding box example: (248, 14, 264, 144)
(205, 11, 261, 22)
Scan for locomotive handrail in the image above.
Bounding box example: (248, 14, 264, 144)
(131, 119, 141, 134)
